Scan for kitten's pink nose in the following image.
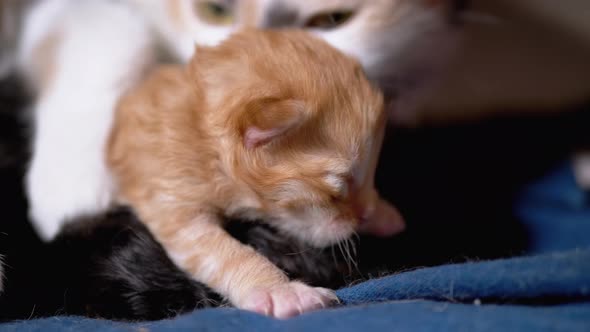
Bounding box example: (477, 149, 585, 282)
(346, 180, 405, 237)
(353, 206, 372, 227)
(353, 198, 406, 237)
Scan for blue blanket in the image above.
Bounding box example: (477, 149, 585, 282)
(1, 249, 589, 332)
(2, 162, 589, 332)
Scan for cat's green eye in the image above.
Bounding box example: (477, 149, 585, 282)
(195, 1, 235, 25)
(305, 11, 354, 30)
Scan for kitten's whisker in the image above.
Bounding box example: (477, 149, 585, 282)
(347, 237, 362, 276)
(350, 231, 360, 257)
(285, 247, 314, 256)
(345, 238, 359, 272)
(27, 304, 36, 320)
(339, 237, 359, 275)
(337, 240, 352, 274)
(352, 231, 360, 242)
(330, 246, 338, 267)
(348, 237, 357, 261)
(344, 240, 353, 273)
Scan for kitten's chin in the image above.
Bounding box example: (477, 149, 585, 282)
(315, 221, 357, 248)
(274, 218, 356, 249)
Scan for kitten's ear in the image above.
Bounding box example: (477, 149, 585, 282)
(240, 99, 307, 149)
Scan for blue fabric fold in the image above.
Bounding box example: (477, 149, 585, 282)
(2, 302, 590, 332)
(1, 248, 589, 332)
(337, 249, 590, 305)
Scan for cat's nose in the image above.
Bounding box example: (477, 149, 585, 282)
(358, 199, 405, 237)
(352, 192, 406, 237)
(347, 186, 377, 225)
(259, 4, 299, 28)
(352, 204, 370, 226)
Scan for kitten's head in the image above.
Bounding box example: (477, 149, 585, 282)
(190, 29, 403, 247)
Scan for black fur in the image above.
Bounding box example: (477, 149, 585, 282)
(52, 210, 350, 320)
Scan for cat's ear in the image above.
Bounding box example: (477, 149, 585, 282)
(240, 99, 307, 149)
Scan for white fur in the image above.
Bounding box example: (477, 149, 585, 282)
(20, 0, 157, 240)
(275, 204, 354, 248)
(17, 0, 68, 83)
(127, 0, 237, 62)
(324, 174, 348, 197)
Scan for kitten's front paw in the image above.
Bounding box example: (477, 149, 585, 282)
(240, 281, 339, 319)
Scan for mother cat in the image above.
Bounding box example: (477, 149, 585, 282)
(17, 0, 462, 241)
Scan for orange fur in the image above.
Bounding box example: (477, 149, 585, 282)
(107, 29, 404, 317)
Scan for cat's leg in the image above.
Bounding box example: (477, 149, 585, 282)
(19, 1, 156, 240)
(146, 211, 338, 319)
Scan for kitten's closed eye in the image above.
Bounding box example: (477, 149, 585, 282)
(324, 174, 350, 201)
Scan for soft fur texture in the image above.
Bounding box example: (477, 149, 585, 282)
(0, 209, 350, 321)
(107, 30, 403, 318)
(19, 0, 157, 240)
(18, 0, 461, 241)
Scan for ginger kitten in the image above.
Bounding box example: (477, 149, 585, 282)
(18, 0, 461, 240)
(107, 29, 403, 318)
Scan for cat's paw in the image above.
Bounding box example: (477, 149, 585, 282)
(26, 148, 115, 241)
(240, 281, 339, 319)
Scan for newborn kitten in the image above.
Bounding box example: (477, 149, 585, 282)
(18, 0, 461, 241)
(107, 29, 403, 318)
